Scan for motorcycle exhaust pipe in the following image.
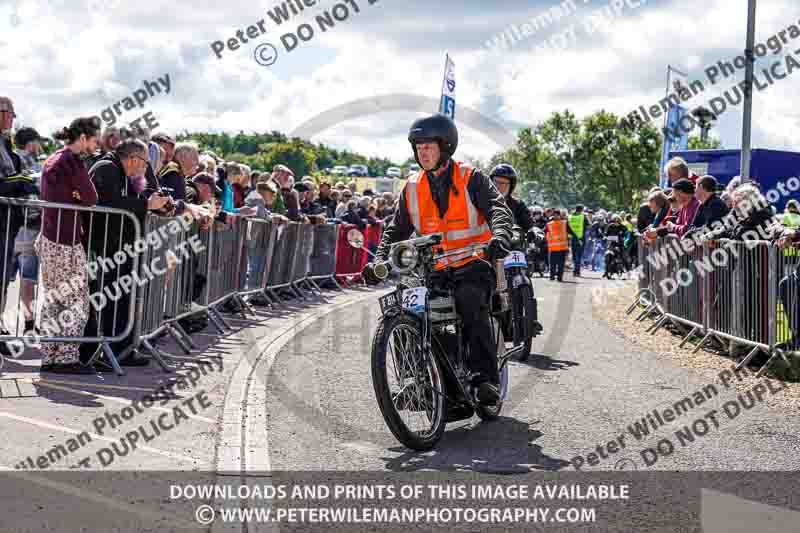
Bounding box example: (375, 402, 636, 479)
(495, 260, 511, 312)
(495, 260, 507, 291)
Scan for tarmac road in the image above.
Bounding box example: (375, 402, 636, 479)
(261, 272, 800, 473)
(3, 274, 800, 532)
(3, 273, 798, 474)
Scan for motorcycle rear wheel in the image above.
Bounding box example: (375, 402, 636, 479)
(371, 313, 446, 451)
(512, 284, 536, 362)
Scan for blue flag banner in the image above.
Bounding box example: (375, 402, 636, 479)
(660, 104, 689, 188)
(439, 54, 456, 119)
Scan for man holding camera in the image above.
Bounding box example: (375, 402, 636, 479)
(79, 138, 182, 368)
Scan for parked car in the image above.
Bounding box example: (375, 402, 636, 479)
(386, 167, 402, 178)
(347, 164, 369, 177)
(331, 165, 349, 175)
(406, 164, 420, 176)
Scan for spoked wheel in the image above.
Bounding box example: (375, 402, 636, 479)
(371, 313, 446, 451)
(511, 284, 536, 362)
(476, 318, 507, 421)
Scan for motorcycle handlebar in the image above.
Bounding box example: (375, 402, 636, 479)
(383, 236, 511, 289)
(404, 232, 443, 248)
(433, 243, 487, 262)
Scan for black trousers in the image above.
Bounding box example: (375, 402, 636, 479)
(570, 239, 584, 275)
(0, 217, 18, 332)
(431, 261, 498, 385)
(549, 250, 567, 280)
(79, 245, 135, 363)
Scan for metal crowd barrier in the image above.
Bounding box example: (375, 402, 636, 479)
(133, 214, 207, 371)
(266, 222, 300, 298)
(203, 216, 247, 311)
(239, 218, 278, 303)
(703, 240, 773, 354)
(775, 242, 800, 359)
(308, 223, 342, 290)
(135, 217, 351, 370)
(288, 223, 312, 299)
(633, 234, 792, 377)
(628, 237, 670, 322)
(637, 237, 650, 292)
(0, 203, 367, 378)
(665, 235, 705, 336)
(238, 220, 343, 305)
(0, 197, 141, 376)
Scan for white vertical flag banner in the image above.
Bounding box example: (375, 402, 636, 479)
(439, 54, 456, 119)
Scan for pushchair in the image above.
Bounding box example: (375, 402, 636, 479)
(603, 235, 630, 279)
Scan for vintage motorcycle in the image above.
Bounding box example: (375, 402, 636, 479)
(364, 232, 513, 451)
(500, 226, 542, 361)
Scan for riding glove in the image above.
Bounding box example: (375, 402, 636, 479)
(487, 236, 511, 262)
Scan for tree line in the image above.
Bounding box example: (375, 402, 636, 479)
(474, 110, 720, 211)
(175, 111, 721, 210)
(177, 130, 401, 180)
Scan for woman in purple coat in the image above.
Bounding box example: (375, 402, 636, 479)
(36, 117, 100, 374)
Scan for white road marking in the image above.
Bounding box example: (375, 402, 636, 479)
(0, 412, 208, 466)
(217, 290, 385, 474)
(34, 381, 217, 424)
(28, 378, 157, 393)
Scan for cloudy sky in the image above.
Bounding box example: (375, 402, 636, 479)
(1, 0, 798, 166)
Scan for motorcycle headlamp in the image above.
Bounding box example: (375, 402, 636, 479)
(389, 242, 419, 274)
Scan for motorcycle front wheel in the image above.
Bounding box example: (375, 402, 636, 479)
(371, 313, 446, 451)
(511, 284, 536, 362)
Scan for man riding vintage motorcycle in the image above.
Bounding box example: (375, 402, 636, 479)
(489, 163, 534, 235)
(362, 114, 514, 405)
(489, 163, 543, 355)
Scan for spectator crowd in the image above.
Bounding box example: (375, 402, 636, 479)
(635, 156, 800, 358)
(5, 91, 800, 374)
(526, 204, 639, 281)
(0, 96, 394, 374)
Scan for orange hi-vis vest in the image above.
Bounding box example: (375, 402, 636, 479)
(406, 161, 493, 270)
(546, 219, 568, 252)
